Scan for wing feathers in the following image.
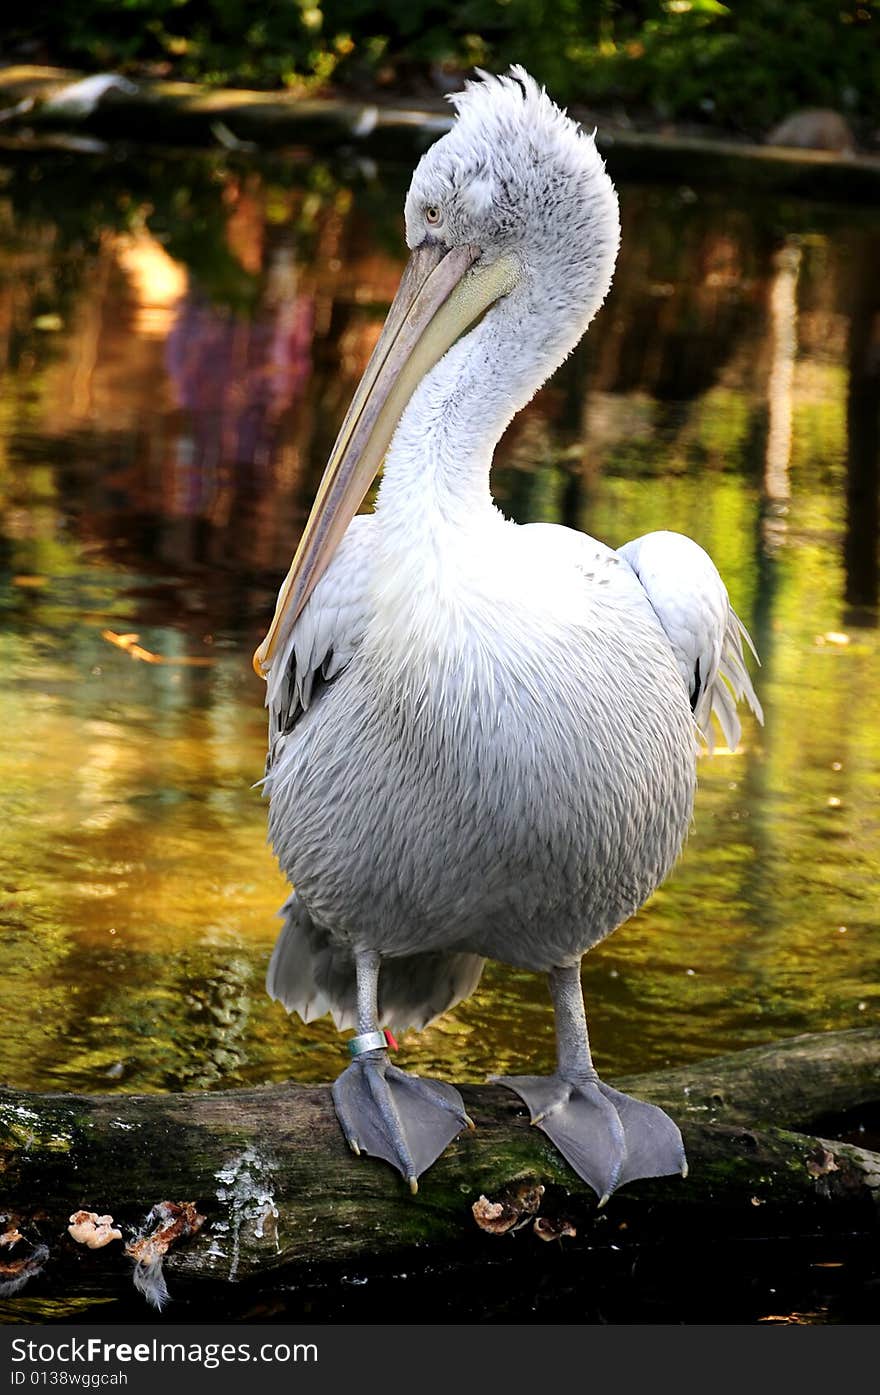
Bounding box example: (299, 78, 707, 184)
(263, 515, 374, 767)
(618, 530, 762, 752)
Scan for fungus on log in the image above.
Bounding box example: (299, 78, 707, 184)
(1, 1029, 878, 1315)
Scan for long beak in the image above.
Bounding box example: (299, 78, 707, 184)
(253, 241, 520, 677)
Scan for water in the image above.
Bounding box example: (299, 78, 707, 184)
(1, 143, 877, 1113)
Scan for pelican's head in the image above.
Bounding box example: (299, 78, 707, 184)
(254, 68, 619, 676)
(405, 68, 619, 327)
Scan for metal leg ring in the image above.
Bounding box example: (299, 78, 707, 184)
(347, 1030, 388, 1058)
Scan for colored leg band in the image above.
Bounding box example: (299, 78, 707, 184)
(347, 1030, 388, 1058)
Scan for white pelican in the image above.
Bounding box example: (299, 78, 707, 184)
(255, 68, 762, 1201)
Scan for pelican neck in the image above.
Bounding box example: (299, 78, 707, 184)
(372, 289, 550, 548)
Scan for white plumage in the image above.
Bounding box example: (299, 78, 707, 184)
(618, 530, 762, 751)
(257, 68, 762, 1198)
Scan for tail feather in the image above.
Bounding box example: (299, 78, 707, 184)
(266, 894, 336, 1024)
(267, 893, 485, 1034)
(702, 607, 763, 753)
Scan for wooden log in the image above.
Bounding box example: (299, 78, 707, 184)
(617, 1026, 880, 1132)
(1, 66, 879, 203)
(1, 1030, 878, 1314)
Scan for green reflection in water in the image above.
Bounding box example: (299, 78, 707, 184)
(0, 148, 877, 1099)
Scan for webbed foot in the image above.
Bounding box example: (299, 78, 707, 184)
(332, 1051, 474, 1192)
(493, 1072, 686, 1204)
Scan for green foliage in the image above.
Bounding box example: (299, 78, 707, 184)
(9, 0, 328, 89)
(9, 0, 879, 133)
(568, 1, 879, 133)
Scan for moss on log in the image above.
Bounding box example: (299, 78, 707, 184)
(617, 1027, 880, 1132)
(0, 1029, 878, 1315)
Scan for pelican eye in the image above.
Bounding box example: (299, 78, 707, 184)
(424, 204, 442, 226)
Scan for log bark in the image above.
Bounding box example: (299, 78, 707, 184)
(1, 1029, 878, 1314)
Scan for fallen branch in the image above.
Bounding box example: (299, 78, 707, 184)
(1, 66, 879, 203)
(1, 1029, 878, 1312)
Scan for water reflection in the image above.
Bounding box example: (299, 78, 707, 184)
(0, 146, 877, 1096)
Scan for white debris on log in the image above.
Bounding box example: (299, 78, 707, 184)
(43, 75, 138, 119)
(214, 1145, 282, 1281)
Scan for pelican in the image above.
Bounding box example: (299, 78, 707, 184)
(254, 68, 762, 1201)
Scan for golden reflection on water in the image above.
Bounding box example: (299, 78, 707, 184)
(0, 149, 877, 1095)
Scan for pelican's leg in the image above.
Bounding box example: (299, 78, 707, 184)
(493, 963, 686, 1203)
(331, 950, 474, 1192)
